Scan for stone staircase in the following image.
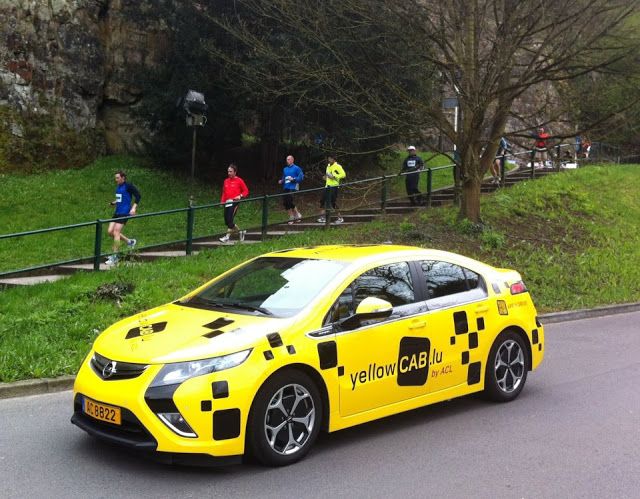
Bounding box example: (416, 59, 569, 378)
(0, 167, 557, 288)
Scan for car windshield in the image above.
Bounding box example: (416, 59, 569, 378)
(179, 257, 348, 318)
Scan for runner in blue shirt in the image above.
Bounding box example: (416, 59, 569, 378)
(278, 155, 304, 224)
(106, 170, 141, 265)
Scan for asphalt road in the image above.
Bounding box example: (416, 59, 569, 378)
(1, 312, 639, 499)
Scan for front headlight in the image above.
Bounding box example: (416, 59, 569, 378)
(150, 349, 252, 388)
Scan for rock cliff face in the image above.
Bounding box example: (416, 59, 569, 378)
(0, 0, 173, 155)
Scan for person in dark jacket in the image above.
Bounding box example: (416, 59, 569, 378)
(106, 170, 140, 265)
(402, 146, 424, 205)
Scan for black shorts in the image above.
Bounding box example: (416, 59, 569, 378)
(283, 191, 296, 210)
(112, 213, 129, 225)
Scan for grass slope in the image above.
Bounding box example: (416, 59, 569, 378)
(0, 154, 455, 274)
(0, 164, 639, 382)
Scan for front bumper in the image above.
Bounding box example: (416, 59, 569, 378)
(71, 352, 252, 462)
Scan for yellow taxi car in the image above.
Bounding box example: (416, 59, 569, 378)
(72, 245, 544, 466)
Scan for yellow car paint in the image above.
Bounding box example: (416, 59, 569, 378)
(72, 244, 544, 465)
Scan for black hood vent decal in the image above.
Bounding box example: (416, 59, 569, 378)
(126, 322, 167, 339)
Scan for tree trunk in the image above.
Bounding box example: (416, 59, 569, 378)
(460, 177, 482, 223)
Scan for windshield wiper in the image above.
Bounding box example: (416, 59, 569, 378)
(176, 296, 223, 311)
(177, 297, 272, 316)
(224, 302, 273, 316)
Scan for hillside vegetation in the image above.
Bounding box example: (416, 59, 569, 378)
(1, 164, 639, 382)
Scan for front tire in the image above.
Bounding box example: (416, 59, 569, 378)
(247, 370, 322, 466)
(483, 330, 528, 402)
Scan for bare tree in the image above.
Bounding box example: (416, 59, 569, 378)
(204, 0, 640, 222)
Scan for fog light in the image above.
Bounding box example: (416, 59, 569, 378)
(157, 412, 197, 438)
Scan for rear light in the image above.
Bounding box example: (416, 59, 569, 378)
(510, 281, 528, 295)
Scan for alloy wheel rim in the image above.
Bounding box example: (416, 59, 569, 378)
(264, 383, 315, 455)
(494, 339, 525, 393)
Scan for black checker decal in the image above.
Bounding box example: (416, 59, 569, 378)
(454, 311, 468, 335)
(212, 381, 229, 399)
(263, 350, 274, 361)
(267, 333, 283, 348)
(317, 341, 338, 370)
(203, 329, 224, 339)
(467, 362, 481, 385)
(397, 337, 430, 386)
(126, 321, 167, 339)
(468, 332, 478, 349)
(286, 345, 296, 355)
(477, 317, 485, 331)
(201, 400, 212, 412)
(213, 409, 241, 440)
(203, 318, 234, 330)
(532, 329, 539, 344)
(338, 366, 344, 377)
(461, 351, 470, 365)
(538, 343, 542, 351)
(450, 336, 456, 345)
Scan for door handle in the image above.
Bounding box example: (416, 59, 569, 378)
(475, 305, 489, 314)
(409, 320, 426, 329)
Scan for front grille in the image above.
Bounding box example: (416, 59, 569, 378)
(90, 351, 148, 381)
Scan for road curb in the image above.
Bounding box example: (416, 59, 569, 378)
(539, 302, 640, 324)
(2, 302, 639, 400)
(0, 375, 75, 400)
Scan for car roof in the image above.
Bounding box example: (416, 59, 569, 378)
(262, 244, 495, 272)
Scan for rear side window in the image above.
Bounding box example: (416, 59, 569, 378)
(419, 260, 486, 308)
(420, 261, 468, 298)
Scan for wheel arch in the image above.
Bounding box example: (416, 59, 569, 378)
(248, 363, 331, 432)
(499, 326, 532, 371)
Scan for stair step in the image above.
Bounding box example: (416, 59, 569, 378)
(136, 251, 200, 260)
(0, 274, 68, 287)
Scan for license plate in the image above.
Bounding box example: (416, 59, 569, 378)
(83, 397, 122, 425)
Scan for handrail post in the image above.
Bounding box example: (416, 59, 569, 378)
(93, 219, 102, 271)
(555, 143, 561, 172)
(500, 153, 506, 186)
(530, 149, 535, 179)
(380, 175, 388, 213)
(261, 195, 269, 240)
(426, 168, 433, 207)
(186, 205, 195, 255)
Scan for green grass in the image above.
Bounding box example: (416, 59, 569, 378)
(1, 163, 639, 382)
(0, 156, 299, 274)
(0, 154, 457, 274)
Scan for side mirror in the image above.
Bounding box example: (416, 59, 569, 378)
(339, 297, 393, 330)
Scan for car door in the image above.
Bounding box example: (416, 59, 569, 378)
(330, 261, 432, 417)
(416, 260, 490, 395)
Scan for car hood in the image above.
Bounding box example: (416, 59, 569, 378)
(93, 303, 287, 364)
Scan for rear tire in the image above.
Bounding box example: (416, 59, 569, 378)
(483, 330, 528, 402)
(247, 370, 322, 466)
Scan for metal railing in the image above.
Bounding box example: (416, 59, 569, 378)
(0, 143, 586, 278)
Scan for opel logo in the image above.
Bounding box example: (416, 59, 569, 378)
(102, 361, 117, 379)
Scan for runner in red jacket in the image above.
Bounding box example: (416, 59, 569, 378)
(219, 163, 249, 243)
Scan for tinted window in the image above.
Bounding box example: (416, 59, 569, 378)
(326, 262, 415, 323)
(420, 260, 468, 298)
(353, 262, 415, 307)
(419, 260, 487, 309)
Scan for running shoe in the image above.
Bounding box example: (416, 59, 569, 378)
(219, 233, 230, 243)
(127, 238, 137, 248)
(317, 217, 326, 223)
(335, 217, 344, 224)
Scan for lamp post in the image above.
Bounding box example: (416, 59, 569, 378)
(182, 90, 207, 205)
